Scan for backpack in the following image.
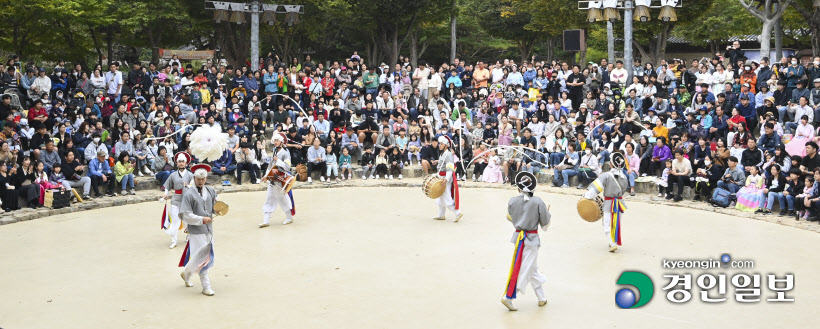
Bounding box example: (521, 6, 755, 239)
(295, 164, 308, 182)
(710, 187, 732, 208)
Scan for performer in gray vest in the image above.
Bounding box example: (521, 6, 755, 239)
(501, 171, 551, 311)
(583, 151, 629, 252)
(434, 135, 463, 222)
(161, 151, 194, 249)
(178, 163, 219, 296)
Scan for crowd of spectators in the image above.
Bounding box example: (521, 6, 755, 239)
(1, 44, 820, 223)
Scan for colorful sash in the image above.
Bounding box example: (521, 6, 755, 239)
(606, 197, 626, 246)
(161, 204, 167, 229)
(288, 190, 296, 216)
(438, 171, 460, 210)
(178, 240, 215, 274)
(504, 230, 537, 299)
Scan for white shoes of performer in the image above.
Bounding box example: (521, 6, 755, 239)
(609, 245, 619, 252)
(258, 223, 270, 228)
(169, 242, 177, 249)
(202, 288, 215, 296)
(538, 300, 548, 306)
(454, 212, 464, 222)
(283, 218, 293, 225)
(432, 216, 445, 220)
(181, 272, 193, 287)
(501, 298, 518, 311)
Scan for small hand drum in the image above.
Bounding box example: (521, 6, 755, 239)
(422, 174, 447, 199)
(264, 168, 296, 194)
(214, 201, 229, 216)
(577, 196, 604, 222)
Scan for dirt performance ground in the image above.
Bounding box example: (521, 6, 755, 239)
(1, 187, 818, 329)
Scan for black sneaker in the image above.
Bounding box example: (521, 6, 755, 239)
(754, 209, 764, 214)
(779, 209, 787, 216)
(787, 210, 796, 217)
(673, 195, 682, 202)
(665, 194, 674, 200)
(693, 195, 702, 201)
(762, 209, 771, 215)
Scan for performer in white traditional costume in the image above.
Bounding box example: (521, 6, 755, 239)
(179, 164, 219, 296)
(583, 152, 629, 252)
(260, 133, 296, 227)
(161, 152, 194, 249)
(434, 135, 463, 222)
(501, 171, 551, 311)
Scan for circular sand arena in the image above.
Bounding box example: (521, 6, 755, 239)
(1, 187, 819, 328)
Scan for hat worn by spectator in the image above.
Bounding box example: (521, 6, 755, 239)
(580, 103, 588, 109)
(96, 150, 107, 158)
(178, 115, 186, 120)
(797, 80, 805, 85)
(742, 83, 750, 88)
(814, 78, 820, 84)
(191, 163, 211, 179)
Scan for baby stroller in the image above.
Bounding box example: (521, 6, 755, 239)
(3, 88, 23, 110)
(69, 88, 86, 108)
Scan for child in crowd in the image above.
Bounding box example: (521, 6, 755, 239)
(797, 176, 815, 219)
(482, 150, 504, 183)
(735, 166, 765, 212)
(389, 147, 403, 180)
(339, 147, 352, 180)
(657, 159, 672, 197)
(407, 134, 422, 165)
(374, 148, 389, 179)
(34, 161, 63, 205)
(361, 146, 375, 179)
(325, 144, 340, 183)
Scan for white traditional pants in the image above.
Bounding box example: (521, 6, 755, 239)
(262, 185, 293, 224)
(435, 171, 460, 217)
(513, 243, 547, 301)
(184, 233, 214, 290)
(164, 205, 184, 244)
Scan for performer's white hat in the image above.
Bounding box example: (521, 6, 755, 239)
(437, 135, 452, 148)
(174, 151, 192, 164)
(191, 163, 211, 179)
(271, 132, 287, 144)
(515, 171, 537, 193)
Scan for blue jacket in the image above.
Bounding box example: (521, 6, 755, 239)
(523, 69, 537, 84)
(445, 76, 462, 88)
(213, 149, 234, 168)
(757, 132, 782, 153)
(89, 157, 112, 177)
(712, 114, 729, 133)
(735, 102, 755, 120)
(263, 72, 278, 93)
(786, 65, 805, 88)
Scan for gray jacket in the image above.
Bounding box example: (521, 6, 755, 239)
(180, 185, 217, 235)
(507, 194, 551, 247)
